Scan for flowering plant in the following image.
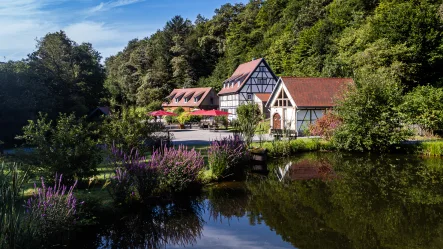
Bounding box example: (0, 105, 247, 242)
(208, 135, 246, 178)
(25, 174, 80, 239)
(151, 145, 204, 192)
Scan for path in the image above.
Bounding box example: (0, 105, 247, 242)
(170, 129, 273, 146)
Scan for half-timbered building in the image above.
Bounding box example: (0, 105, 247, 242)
(218, 58, 278, 118)
(267, 77, 353, 136)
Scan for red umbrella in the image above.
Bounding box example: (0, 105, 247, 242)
(193, 109, 230, 116)
(149, 110, 177, 116)
(190, 109, 207, 116)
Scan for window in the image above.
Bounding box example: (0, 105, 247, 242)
(194, 97, 198, 102)
(210, 97, 214, 104)
(175, 98, 179, 103)
(184, 97, 188, 103)
(247, 94, 252, 100)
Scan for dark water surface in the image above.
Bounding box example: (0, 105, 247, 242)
(73, 152, 443, 249)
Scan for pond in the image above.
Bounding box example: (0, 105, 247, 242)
(69, 152, 443, 249)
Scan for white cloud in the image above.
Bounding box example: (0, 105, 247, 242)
(170, 226, 292, 249)
(0, 0, 152, 61)
(64, 21, 152, 59)
(87, 0, 144, 14)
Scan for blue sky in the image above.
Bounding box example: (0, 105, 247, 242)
(0, 0, 246, 61)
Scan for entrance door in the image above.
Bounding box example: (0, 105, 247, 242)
(273, 113, 281, 129)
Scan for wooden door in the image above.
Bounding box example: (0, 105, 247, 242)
(273, 113, 281, 129)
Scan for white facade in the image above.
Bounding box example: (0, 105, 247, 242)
(219, 60, 277, 119)
(268, 80, 326, 136)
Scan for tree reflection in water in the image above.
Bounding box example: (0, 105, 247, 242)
(247, 153, 443, 249)
(100, 199, 204, 249)
(65, 153, 443, 249)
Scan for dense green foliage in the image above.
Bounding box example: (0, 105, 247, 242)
(333, 70, 411, 151)
(400, 85, 443, 134)
(0, 32, 106, 146)
(16, 113, 102, 182)
(2, 0, 443, 152)
(105, 0, 443, 109)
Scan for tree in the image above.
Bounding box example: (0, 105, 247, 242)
(16, 113, 102, 182)
(28, 31, 106, 116)
(333, 69, 411, 151)
(237, 103, 262, 147)
(400, 85, 443, 135)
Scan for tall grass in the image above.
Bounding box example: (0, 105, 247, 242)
(0, 163, 28, 249)
(419, 141, 443, 156)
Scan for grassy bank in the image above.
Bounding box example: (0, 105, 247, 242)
(395, 140, 443, 156)
(253, 138, 335, 157)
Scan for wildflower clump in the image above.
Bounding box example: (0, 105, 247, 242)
(208, 136, 246, 179)
(25, 174, 80, 240)
(151, 145, 204, 193)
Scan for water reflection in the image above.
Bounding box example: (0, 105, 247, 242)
(99, 199, 204, 249)
(71, 153, 443, 249)
(249, 152, 443, 249)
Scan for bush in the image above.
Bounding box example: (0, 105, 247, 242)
(177, 112, 191, 125)
(101, 108, 170, 154)
(24, 174, 80, 242)
(208, 136, 246, 179)
(237, 103, 262, 147)
(152, 145, 204, 193)
(309, 111, 342, 140)
(333, 69, 411, 151)
(400, 85, 443, 135)
(17, 113, 102, 182)
(165, 107, 185, 124)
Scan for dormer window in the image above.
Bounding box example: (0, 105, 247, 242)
(175, 98, 179, 103)
(237, 81, 240, 86)
(184, 97, 188, 103)
(194, 97, 198, 102)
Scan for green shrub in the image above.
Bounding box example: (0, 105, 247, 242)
(333, 69, 411, 152)
(400, 86, 443, 135)
(17, 113, 102, 182)
(101, 108, 170, 154)
(237, 103, 262, 147)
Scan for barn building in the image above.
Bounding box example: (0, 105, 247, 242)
(267, 77, 353, 136)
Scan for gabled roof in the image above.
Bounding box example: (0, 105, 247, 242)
(162, 87, 214, 108)
(269, 77, 353, 108)
(254, 93, 271, 102)
(218, 58, 276, 95)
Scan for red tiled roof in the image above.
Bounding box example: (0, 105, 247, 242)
(255, 93, 271, 102)
(281, 77, 353, 107)
(218, 58, 263, 95)
(162, 87, 214, 108)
